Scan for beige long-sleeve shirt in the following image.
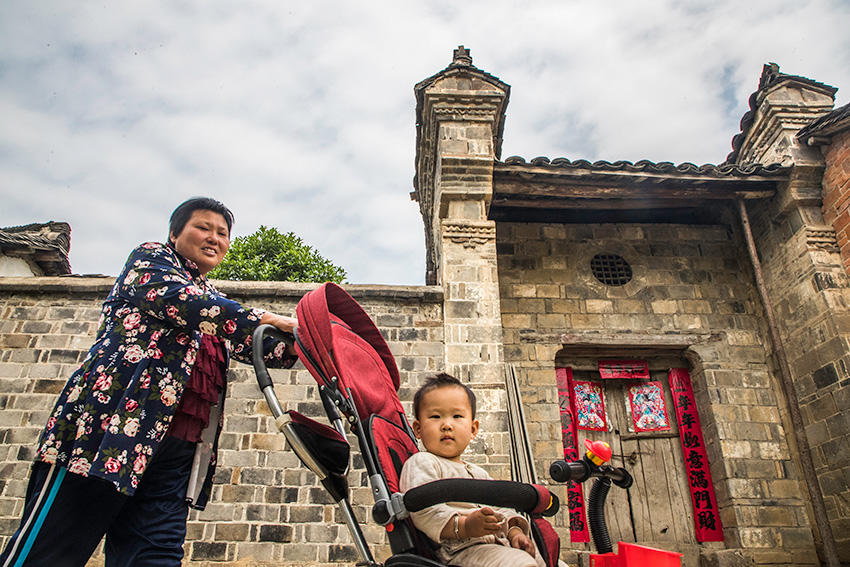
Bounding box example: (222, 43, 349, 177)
(399, 451, 530, 560)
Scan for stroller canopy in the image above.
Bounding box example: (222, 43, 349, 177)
(295, 282, 404, 425)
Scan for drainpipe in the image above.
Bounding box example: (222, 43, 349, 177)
(736, 198, 839, 567)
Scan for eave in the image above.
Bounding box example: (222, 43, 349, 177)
(489, 159, 789, 224)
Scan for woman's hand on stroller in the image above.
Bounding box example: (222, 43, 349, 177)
(261, 312, 298, 333)
(259, 312, 298, 355)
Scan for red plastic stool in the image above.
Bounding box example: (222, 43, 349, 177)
(590, 541, 683, 567)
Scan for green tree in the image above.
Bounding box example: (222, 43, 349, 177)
(209, 226, 347, 283)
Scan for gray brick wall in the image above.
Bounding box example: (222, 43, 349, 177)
(0, 278, 443, 566)
(496, 221, 818, 566)
(748, 197, 850, 565)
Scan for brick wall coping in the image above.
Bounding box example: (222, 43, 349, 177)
(561, 331, 723, 347)
(0, 276, 444, 302)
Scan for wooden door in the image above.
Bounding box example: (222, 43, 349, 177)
(566, 367, 698, 556)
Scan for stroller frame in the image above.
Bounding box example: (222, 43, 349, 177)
(254, 329, 379, 564)
(252, 283, 560, 567)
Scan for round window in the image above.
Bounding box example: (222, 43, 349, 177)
(590, 254, 632, 286)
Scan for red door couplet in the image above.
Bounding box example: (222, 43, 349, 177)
(669, 368, 724, 542)
(555, 367, 591, 543)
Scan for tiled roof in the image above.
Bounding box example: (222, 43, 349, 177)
(725, 63, 837, 164)
(0, 221, 71, 275)
(797, 101, 850, 142)
(0, 231, 59, 249)
(501, 156, 789, 177)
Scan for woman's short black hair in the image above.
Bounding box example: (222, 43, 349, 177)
(412, 373, 477, 420)
(168, 197, 234, 241)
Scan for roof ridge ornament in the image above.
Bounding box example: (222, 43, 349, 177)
(759, 62, 781, 90)
(452, 45, 472, 66)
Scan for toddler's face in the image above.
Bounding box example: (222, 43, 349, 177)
(413, 385, 479, 462)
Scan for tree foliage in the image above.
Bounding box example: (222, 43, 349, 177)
(209, 226, 347, 283)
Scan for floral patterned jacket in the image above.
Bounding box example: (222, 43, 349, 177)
(35, 242, 294, 508)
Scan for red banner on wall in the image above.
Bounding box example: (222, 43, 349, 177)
(598, 359, 650, 380)
(669, 368, 724, 542)
(555, 367, 590, 543)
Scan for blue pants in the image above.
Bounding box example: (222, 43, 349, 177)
(1, 436, 196, 567)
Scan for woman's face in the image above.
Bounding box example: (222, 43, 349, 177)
(170, 209, 230, 275)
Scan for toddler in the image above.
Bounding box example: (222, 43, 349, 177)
(400, 373, 563, 567)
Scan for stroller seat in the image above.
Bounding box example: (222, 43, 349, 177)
(252, 283, 560, 567)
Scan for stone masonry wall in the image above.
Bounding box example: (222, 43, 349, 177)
(0, 278, 445, 567)
(731, 71, 850, 565)
(496, 221, 818, 566)
(748, 188, 850, 565)
(423, 59, 514, 482)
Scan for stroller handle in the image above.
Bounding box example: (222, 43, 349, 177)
(402, 478, 559, 517)
(252, 324, 295, 391)
(252, 324, 296, 420)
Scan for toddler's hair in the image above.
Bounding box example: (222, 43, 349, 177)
(412, 373, 477, 420)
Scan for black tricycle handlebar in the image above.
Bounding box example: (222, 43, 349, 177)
(549, 447, 633, 555)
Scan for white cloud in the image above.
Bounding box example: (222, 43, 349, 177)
(1, 0, 848, 284)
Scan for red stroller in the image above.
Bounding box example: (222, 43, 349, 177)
(252, 282, 561, 567)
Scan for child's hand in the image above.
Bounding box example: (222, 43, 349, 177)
(508, 526, 535, 557)
(463, 508, 505, 538)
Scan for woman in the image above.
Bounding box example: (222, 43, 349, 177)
(1, 197, 298, 567)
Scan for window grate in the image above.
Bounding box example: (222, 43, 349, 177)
(590, 254, 632, 286)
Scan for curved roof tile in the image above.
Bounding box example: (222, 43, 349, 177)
(501, 156, 788, 177)
(798, 101, 850, 142)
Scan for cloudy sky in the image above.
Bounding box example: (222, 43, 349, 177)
(1, 1, 848, 285)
